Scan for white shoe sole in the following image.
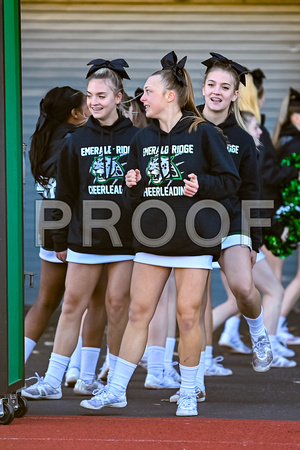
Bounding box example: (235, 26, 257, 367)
(176, 409, 198, 416)
(80, 399, 127, 410)
(21, 389, 62, 400)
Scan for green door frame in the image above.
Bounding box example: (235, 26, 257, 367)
(0, 0, 24, 393)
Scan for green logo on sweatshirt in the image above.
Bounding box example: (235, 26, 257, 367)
(90, 155, 124, 183)
(146, 156, 182, 185)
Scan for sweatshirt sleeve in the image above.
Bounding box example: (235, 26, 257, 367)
(237, 138, 262, 252)
(195, 125, 241, 200)
(259, 128, 298, 187)
(51, 141, 80, 252)
(122, 136, 146, 210)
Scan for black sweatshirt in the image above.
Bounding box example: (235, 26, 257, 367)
(34, 123, 78, 250)
(278, 122, 300, 159)
(199, 109, 262, 252)
(51, 115, 139, 255)
(258, 118, 298, 221)
(123, 112, 241, 258)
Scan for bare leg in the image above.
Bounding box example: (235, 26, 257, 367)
(105, 260, 133, 356)
(281, 247, 300, 318)
(118, 263, 171, 364)
(25, 259, 67, 343)
(219, 246, 261, 319)
(261, 244, 284, 282)
(82, 267, 108, 348)
(253, 258, 283, 335)
(53, 263, 104, 357)
(175, 268, 209, 367)
(212, 270, 240, 331)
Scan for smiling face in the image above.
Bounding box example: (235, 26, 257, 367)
(140, 75, 169, 120)
(202, 68, 239, 116)
(86, 78, 122, 126)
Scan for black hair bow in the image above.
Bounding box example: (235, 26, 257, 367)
(86, 58, 130, 80)
(160, 51, 187, 86)
(202, 52, 247, 86)
(251, 68, 266, 90)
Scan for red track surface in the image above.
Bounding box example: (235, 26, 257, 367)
(1, 416, 299, 449)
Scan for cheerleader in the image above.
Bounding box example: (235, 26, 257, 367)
(196, 54, 273, 382)
(272, 87, 300, 345)
(80, 51, 241, 416)
(24, 86, 106, 366)
(22, 58, 139, 400)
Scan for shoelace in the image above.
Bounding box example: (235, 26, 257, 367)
(25, 372, 44, 384)
(212, 356, 225, 366)
(178, 394, 196, 409)
(92, 385, 106, 396)
(253, 338, 269, 357)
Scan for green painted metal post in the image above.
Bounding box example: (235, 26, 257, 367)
(0, 0, 24, 394)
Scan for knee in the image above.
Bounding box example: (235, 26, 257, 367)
(128, 302, 151, 326)
(231, 282, 256, 305)
(106, 292, 130, 316)
(177, 305, 199, 333)
(61, 291, 84, 317)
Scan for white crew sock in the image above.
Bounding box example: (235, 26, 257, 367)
(44, 352, 70, 388)
(277, 316, 287, 334)
(223, 316, 241, 336)
(179, 364, 198, 395)
(195, 351, 206, 391)
(80, 347, 100, 383)
(109, 357, 137, 397)
(147, 346, 165, 378)
(205, 346, 213, 369)
(164, 337, 176, 371)
(25, 337, 36, 363)
(244, 308, 265, 340)
(68, 336, 82, 371)
(108, 353, 118, 381)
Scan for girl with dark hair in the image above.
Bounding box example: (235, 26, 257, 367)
(80, 51, 241, 416)
(25, 86, 91, 363)
(22, 59, 139, 400)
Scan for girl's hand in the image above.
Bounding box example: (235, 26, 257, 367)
(125, 169, 141, 187)
(183, 173, 199, 197)
(56, 250, 67, 263)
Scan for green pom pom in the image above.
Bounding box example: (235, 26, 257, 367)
(264, 153, 300, 257)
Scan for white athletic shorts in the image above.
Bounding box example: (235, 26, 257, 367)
(66, 249, 134, 264)
(39, 247, 63, 263)
(134, 252, 213, 269)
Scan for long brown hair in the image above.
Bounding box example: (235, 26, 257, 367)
(151, 68, 206, 132)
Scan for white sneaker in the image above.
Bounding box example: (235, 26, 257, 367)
(170, 386, 205, 403)
(277, 323, 300, 346)
(251, 330, 273, 373)
(176, 392, 198, 416)
(274, 339, 295, 358)
(73, 378, 104, 396)
(21, 373, 62, 400)
(205, 356, 233, 376)
(218, 332, 251, 354)
(80, 390, 127, 410)
(144, 373, 180, 389)
(64, 367, 80, 387)
(164, 365, 181, 383)
(271, 354, 297, 368)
